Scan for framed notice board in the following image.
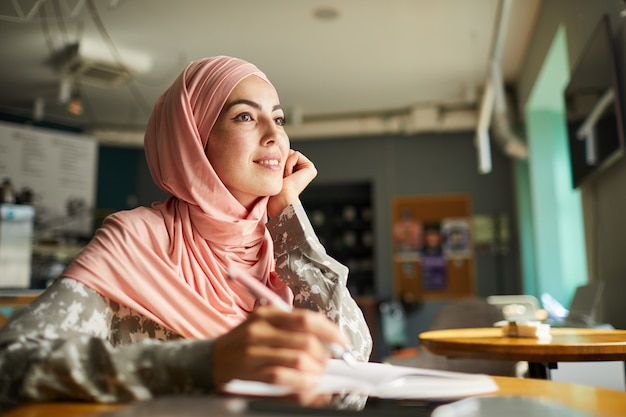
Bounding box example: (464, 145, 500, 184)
(391, 194, 474, 302)
(0, 122, 98, 237)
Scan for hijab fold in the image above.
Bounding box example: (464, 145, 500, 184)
(63, 56, 293, 339)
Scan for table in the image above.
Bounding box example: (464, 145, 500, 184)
(0, 291, 42, 328)
(419, 327, 626, 379)
(4, 376, 626, 417)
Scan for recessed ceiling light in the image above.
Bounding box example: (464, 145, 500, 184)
(313, 6, 340, 21)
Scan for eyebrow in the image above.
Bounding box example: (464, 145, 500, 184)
(223, 99, 283, 113)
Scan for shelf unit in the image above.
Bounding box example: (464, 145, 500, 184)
(300, 182, 374, 296)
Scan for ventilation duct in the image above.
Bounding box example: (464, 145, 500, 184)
(491, 61, 528, 159)
(491, 111, 528, 159)
(477, 0, 528, 172)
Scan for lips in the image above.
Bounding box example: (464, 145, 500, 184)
(255, 159, 280, 167)
(254, 153, 282, 169)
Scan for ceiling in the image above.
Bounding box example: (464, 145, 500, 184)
(0, 0, 541, 144)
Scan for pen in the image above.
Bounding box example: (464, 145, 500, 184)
(227, 264, 358, 367)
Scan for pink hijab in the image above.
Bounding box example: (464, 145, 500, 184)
(64, 56, 293, 339)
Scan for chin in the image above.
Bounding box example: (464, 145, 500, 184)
(264, 183, 284, 197)
(255, 188, 281, 199)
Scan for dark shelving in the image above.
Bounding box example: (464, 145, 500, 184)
(300, 182, 374, 296)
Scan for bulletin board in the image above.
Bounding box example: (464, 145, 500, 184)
(391, 194, 475, 302)
(0, 122, 98, 237)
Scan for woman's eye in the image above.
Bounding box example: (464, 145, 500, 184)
(275, 116, 286, 126)
(234, 113, 252, 122)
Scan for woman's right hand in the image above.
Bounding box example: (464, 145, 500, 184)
(211, 306, 348, 392)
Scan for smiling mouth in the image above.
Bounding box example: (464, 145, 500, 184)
(256, 159, 280, 167)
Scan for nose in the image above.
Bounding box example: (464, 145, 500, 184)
(260, 118, 283, 145)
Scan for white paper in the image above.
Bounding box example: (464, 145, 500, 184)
(224, 360, 498, 400)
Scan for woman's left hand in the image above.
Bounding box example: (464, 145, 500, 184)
(267, 150, 317, 218)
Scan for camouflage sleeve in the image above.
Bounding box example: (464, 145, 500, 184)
(267, 204, 373, 362)
(0, 278, 215, 406)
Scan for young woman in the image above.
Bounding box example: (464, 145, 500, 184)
(0, 56, 372, 406)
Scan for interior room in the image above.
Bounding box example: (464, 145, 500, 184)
(1, 0, 626, 400)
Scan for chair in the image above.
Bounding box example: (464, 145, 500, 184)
(384, 297, 519, 377)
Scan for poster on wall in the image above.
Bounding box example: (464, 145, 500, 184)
(441, 218, 472, 257)
(0, 122, 98, 239)
(392, 207, 423, 256)
(421, 222, 447, 290)
(391, 194, 476, 301)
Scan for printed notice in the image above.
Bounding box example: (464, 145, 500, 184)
(0, 122, 98, 237)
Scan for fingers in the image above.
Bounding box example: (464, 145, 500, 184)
(283, 392, 335, 407)
(268, 150, 317, 218)
(283, 150, 317, 183)
(233, 345, 326, 389)
(283, 149, 298, 177)
(212, 307, 343, 391)
(259, 307, 348, 348)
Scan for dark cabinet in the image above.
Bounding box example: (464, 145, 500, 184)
(300, 182, 374, 296)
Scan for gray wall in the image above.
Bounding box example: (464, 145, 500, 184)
(516, 0, 626, 329)
(292, 132, 520, 300)
(291, 131, 520, 357)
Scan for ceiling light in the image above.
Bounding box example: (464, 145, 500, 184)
(67, 90, 83, 116)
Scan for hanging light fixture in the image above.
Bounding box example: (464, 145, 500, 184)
(67, 89, 83, 116)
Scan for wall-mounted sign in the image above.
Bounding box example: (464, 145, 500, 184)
(0, 122, 98, 238)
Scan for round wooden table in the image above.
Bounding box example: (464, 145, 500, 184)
(419, 327, 626, 379)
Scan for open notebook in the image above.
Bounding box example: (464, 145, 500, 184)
(224, 359, 498, 400)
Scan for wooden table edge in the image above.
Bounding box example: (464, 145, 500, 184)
(4, 377, 626, 417)
(419, 327, 626, 363)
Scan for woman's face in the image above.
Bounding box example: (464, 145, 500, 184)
(206, 75, 289, 210)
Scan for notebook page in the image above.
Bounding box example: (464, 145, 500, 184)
(224, 360, 498, 400)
